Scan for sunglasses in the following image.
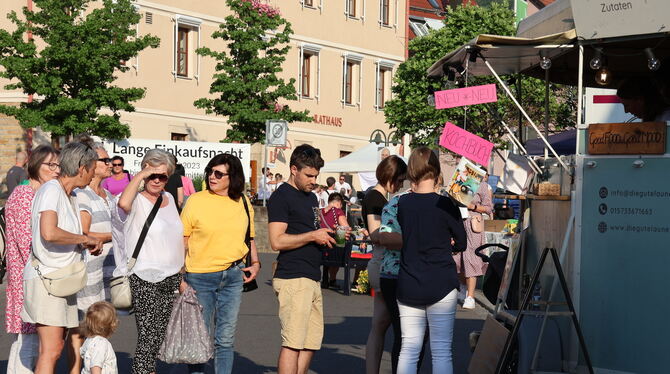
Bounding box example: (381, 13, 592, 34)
(112, 163, 123, 167)
(98, 158, 112, 164)
(206, 168, 229, 179)
(146, 173, 168, 182)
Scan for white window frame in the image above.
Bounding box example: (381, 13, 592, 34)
(378, 0, 397, 27)
(132, 4, 140, 72)
(298, 43, 322, 101)
(301, 0, 323, 11)
(345, 0, 366, 21)
(342, 53, 363, 108)
(173, 14, 202, 82)
(409, 18, 429, 37)
(375, 60, 395, 111)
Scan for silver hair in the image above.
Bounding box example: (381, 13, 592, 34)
(59, 142, 98, 177)
(141, 149, 175, 176)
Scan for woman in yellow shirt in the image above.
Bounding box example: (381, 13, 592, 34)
(180, 154, 260, 374)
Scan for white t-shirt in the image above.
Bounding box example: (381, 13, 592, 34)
(80, 335, 117, 374)
(25, 179, 84, 280)
(113, 192, 184, 283)
(334, 181, 352, 196)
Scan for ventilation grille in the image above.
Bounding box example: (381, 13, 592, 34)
(145, 12, 153, 24)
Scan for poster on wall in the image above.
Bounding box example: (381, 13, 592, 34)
(105, 138, 252, 181)
(446, 157, 487, 206)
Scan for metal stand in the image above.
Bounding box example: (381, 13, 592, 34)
(495, 247, 594, 374)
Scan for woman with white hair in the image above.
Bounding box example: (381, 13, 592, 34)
(21, 141, 103, 373)
(66, 136, 117, 373)
(116, 149, 185, 374)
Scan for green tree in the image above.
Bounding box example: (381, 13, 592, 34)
(384, 1, 576, 146)
(194, 0, 311, 143)
(0, 0, 159, 139)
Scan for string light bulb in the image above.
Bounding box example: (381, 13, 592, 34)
(540, 56, 552, 70)
(590, 49, 603, 70)
(595, 67, 612, 86)
(645, 48, 661, 71)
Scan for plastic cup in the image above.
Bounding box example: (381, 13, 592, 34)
(335, 226, 347, 247)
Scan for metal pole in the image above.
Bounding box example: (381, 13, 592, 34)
(481, 57, 570, 173)
(576, 44, 585, 155)
(517, 73, 523, 145)
(544, 67, 550, 160)
(263, 137, 268, 207)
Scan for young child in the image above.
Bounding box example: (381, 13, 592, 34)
(80, 301, 119, 374)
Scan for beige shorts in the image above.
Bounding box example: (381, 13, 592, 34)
(21, 277, 79, 328)
(272, 277, 323, 350)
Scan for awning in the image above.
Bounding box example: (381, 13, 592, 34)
(426, 29, 670, 87)
(426, 30, 577, 81)
(525, 129, 576, 156)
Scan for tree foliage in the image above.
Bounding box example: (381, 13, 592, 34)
(384, 1, 576, 147)
(194, 0, 311, 143)
(0, 0, 159, 139)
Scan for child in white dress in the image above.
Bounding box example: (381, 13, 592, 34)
(80, 301, 119, 374)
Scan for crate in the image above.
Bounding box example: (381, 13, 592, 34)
(537, 182, 560, 196)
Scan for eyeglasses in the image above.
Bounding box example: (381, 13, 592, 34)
(206, 168, 229, 179)
(98, 158, 112, 164)
(146, 173, 168, 183)
(42, 162, 60, 171)
(112, 163, 123, 167)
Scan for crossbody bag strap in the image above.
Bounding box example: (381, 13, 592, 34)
(241, 196, 252, 247)
(127, 194, 163, 270)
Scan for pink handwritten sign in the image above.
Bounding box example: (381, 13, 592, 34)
(439, 122, 494, 166)
(434, 84, 497, 109)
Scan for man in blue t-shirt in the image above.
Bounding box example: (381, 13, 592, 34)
(268, 144, 336, 374)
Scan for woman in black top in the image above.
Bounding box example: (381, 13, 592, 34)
(363, 156, 407, 374)
(396, 147, 466, 374)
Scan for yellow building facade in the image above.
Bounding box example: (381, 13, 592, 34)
(0, 0, 407, 191)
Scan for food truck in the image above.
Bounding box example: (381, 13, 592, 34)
(427, 0, 670, 372)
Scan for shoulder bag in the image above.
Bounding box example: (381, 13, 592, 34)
(32, 191, 88, 297)
(110, 194, 163, 308)
(471, 213, 484, 233)
(241, 196, 258, 293)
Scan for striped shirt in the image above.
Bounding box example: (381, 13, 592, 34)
(75, 186, 116, 312)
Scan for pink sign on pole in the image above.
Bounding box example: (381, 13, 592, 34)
(434, 84, 498, 109)
(439, 122, 494, 166)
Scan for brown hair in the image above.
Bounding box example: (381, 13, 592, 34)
(290, 144, 324, 170)
(376, 155, 407, 190)
(26, 145, 59, 181)
(407, 147, 441, 184)
(82, 301, 118, 338)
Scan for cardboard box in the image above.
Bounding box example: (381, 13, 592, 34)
(485, 220, 507, 233)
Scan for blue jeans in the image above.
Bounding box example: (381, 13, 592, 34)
(185, 265, 244, 374)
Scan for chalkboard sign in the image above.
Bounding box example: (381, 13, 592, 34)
(587, 122, 666, 155)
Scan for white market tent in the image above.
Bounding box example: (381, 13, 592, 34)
(322, 143, 390, 173)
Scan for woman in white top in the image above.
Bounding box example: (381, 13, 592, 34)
(68, 138, 117, 373)
(116, 149, 185, 374)
(21, 141, 103, 373)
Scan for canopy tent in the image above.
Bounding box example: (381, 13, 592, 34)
(525, 129, 576, 156)
(321, 143, 386, 173)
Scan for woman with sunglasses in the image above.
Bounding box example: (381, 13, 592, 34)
(116, 149, 185, 374)
(67, 138, 117, 373)
(4, 145, 60, 373)
(101, 156, 132, 196)
(180, 154, 260, 374)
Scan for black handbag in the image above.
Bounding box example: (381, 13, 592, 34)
(241, 197, 258, 293)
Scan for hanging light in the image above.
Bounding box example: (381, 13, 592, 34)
(589, 48, 603, 70)
(645, 48, 661, 71)
(595, 66, 612, 86)
(540, 56, 552, 70)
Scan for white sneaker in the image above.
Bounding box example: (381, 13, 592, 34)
(458, 285, 467, 303)
(463, 296, 476, 310)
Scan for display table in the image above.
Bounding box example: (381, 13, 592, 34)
(321, 242, 372, 295)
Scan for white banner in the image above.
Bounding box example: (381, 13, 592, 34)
(104, 138, 251, 181)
